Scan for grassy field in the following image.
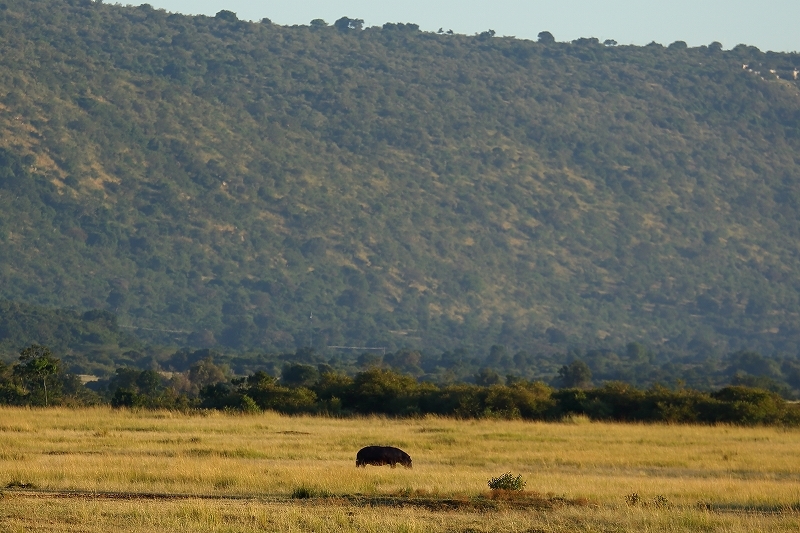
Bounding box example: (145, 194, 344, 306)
(1, 407, 799, 532)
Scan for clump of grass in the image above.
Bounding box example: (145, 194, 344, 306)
(212, 477, 237, 490)
(488, 472, 525, 491)
(393, 487, 430, 498)
(291, 486, 313, 499)
(561, 414, 592, 425)
(652, 495, 670, 508)
(6, 480, 37, 489)
(291, 486, 332, 499)
(626, 492, 669, 508)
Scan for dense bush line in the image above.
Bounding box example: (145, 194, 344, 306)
(2, 345, 798, 426)
(197, 369, 800, 425)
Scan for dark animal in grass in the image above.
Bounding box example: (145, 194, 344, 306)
(356, 446, 412, 468)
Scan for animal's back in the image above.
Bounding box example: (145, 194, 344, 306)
(356, 446, 412, 468)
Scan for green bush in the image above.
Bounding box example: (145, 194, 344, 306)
(487, 472, 526, 491)
(238, 394, 260, 414)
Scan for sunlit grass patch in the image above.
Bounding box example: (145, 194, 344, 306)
(1, 406, 800, 531)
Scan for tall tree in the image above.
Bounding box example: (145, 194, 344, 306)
(537, 31, 555, 44)
(557, 360, 592, 389)
(14, 344, 61, 406)
(334, 17, 364, 31)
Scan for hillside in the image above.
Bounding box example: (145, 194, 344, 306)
(1, 0, 800, 360)
(0, 300, 142, 373)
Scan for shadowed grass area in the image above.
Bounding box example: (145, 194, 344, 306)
(0, 492, 799, 533)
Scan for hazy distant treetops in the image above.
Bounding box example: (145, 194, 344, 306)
(0, 0, 799, 360)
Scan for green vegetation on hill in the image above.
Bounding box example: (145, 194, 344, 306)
(0, 301, 142, 374)
(1, 0, 800, 363)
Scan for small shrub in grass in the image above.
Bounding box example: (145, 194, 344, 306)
(625, 492, 669, 508)
(487, 472, 526, 491)
(291, 486, 313, 499)
(652, 494, 670, 508)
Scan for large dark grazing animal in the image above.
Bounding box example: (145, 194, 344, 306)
(356, 446, 412, 468)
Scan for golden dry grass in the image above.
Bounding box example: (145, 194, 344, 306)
(1, 407, 799, 531)
(2, 494, 800, 533)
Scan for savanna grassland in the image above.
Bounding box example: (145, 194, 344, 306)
(1, 408, 799, 532)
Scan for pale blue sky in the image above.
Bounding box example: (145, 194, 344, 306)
(145, 1, 799, 52)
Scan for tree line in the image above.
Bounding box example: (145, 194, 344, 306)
(4, 299, 800, 399)
(2, 344, 798, 426)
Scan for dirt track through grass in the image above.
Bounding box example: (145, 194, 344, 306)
(0, 487, 586, 511)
